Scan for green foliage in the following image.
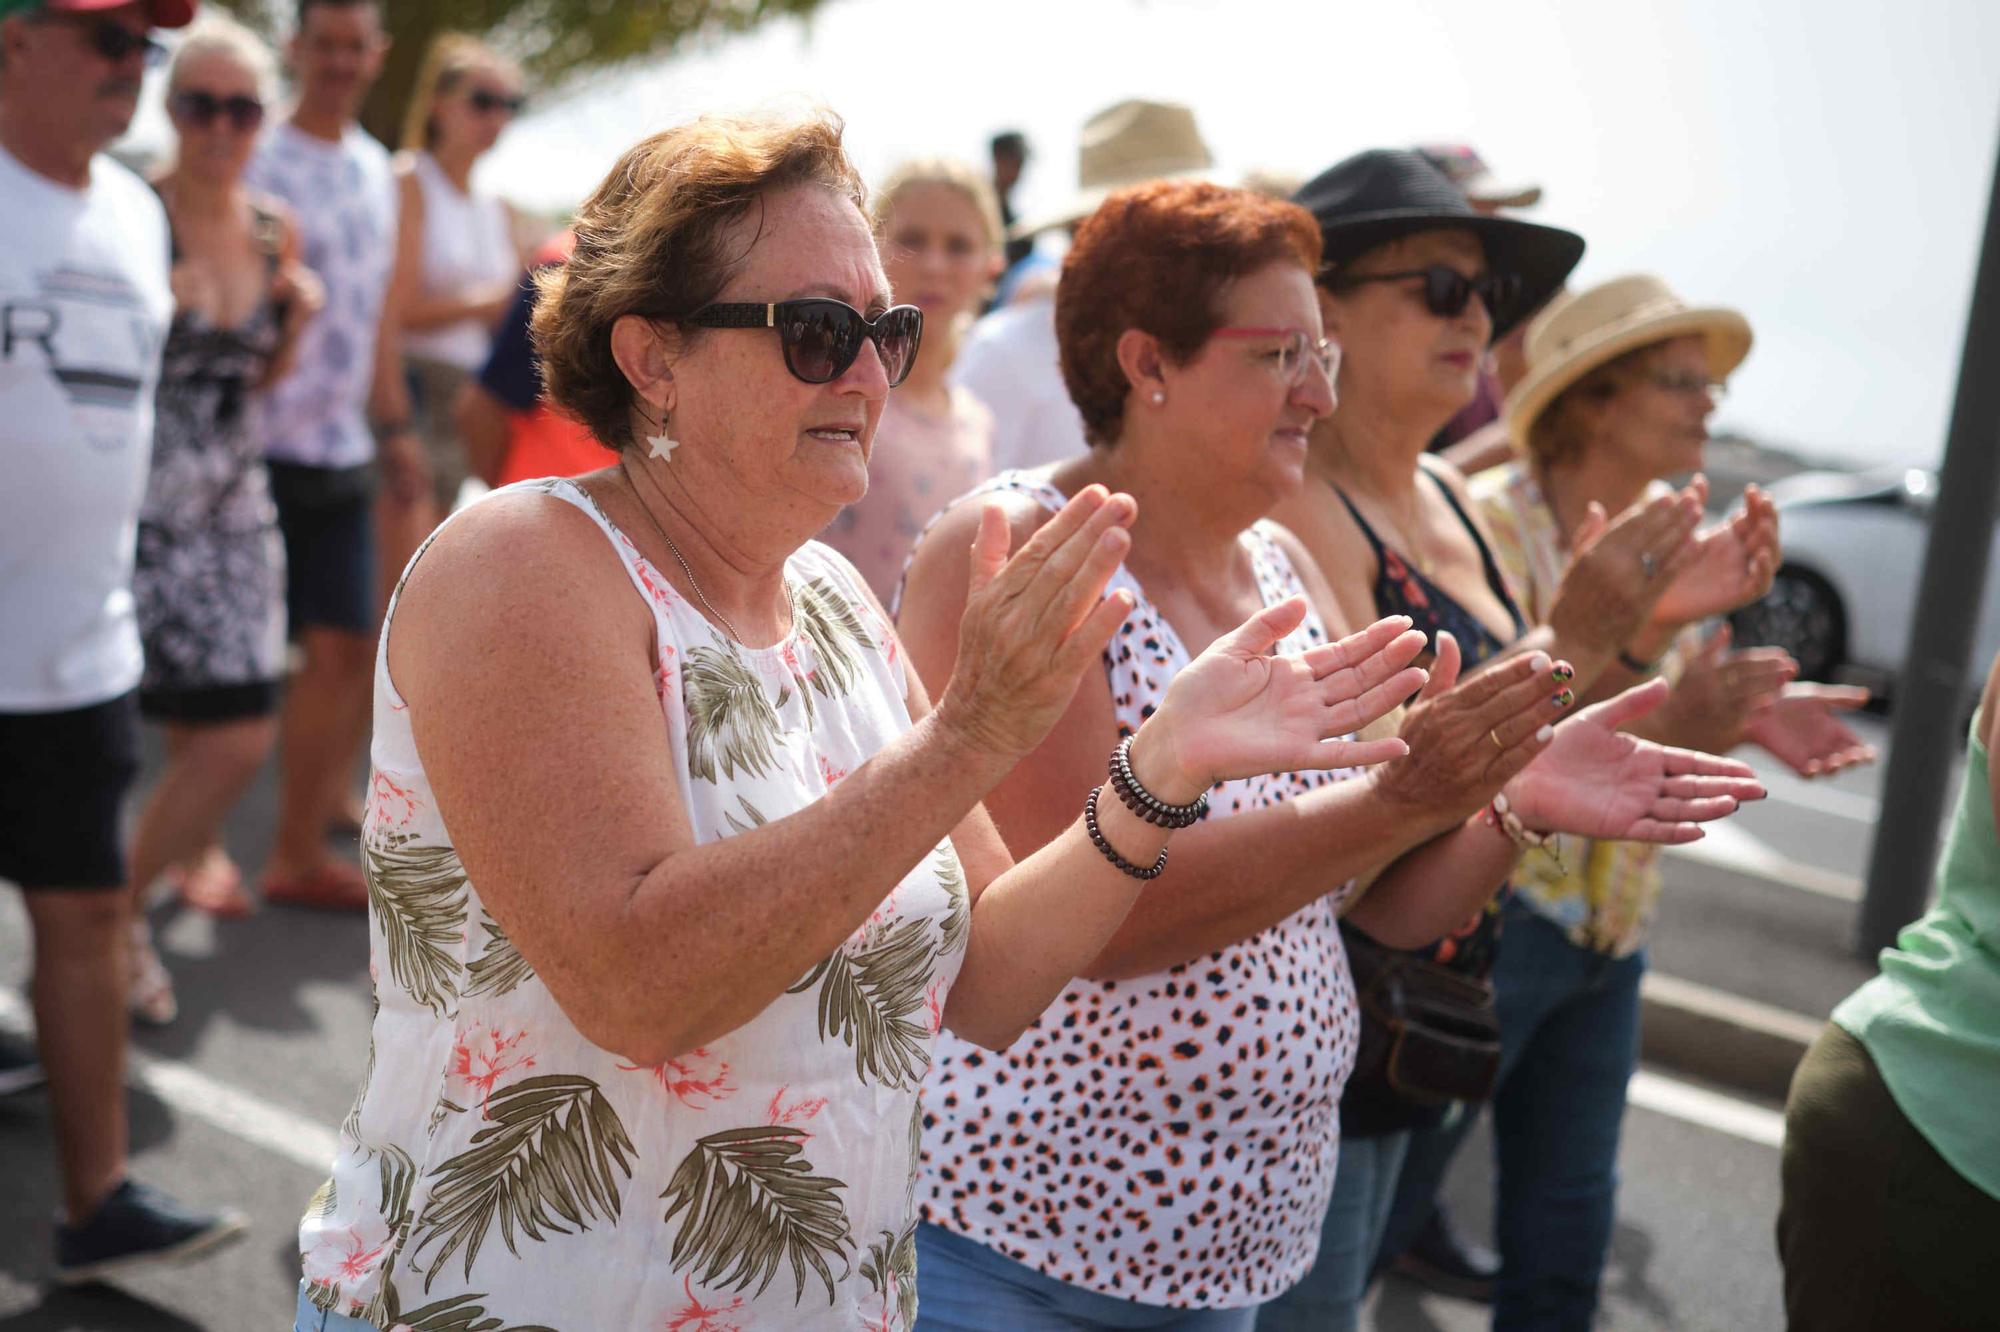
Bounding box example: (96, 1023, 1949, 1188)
(464, 915, 535, 1000)
(208, 0, 828, 149)
(786, 916, 934, 1089)
(363, 833, 470, 1018)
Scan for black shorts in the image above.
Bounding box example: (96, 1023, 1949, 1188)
(268, 460, 377, 636)
(0, 692, 139, 890)
(139, 679, 283, 723)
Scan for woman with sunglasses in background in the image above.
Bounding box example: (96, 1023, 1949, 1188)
(293, 110, 1432, 1331)
(822, 157, 1001, 602)
(896, 179, 1762, 1330)
(385, 32, 530, 559)
(123, 12, 322, 1022)
(1261, 152, 1782, 1329)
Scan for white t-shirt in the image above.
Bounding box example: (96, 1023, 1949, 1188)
(0, 145, 172, 711)
(950, 292, 1089, 475)
(246, 121, 396, 469)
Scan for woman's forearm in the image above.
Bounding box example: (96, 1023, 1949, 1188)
(402, 284, 513, 333)
(1341, 814, 1520, 948)
(588, 708, 1015, 1064)
(1076, 775, 1465, 981)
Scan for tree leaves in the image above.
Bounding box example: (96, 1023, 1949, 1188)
(786, 917, 934, 1090)
(683, 645, 784, 784)
(364, 833, 470, 1017)
(409, 1075, 635, 1290)
(464, 916, 535, 1000)
(660, 1125, 853, 1307)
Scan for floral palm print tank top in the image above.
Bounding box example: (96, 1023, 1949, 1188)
(299, 478, 967, 1330)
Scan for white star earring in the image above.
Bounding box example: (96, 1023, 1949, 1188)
(644, 403, 678, 462)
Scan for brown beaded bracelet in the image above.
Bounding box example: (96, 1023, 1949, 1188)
(1107, 735, 1208, 829)
(1085, 786, 1169, 880)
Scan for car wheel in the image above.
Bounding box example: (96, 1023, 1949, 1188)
(1730, 565, 1845, 681)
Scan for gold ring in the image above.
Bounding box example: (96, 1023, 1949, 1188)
(1489, 728, 1506, 750)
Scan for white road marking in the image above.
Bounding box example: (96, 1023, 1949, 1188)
(1746, 766, 1886, 823)
(0, 991, 338, 1175)
(1628, 1068, 1786, 1149)
(1664, 820, 1864, 901)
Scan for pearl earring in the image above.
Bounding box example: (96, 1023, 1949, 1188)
(1151, 391, 1165, 405)
(644, 404, 679, 462)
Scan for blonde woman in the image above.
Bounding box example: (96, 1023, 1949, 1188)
(390, 32, 529, 524)
(822, 158, 1001, 600)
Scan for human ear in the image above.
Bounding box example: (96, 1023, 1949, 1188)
(1114, 328, 1169, 404)
(610, 315, 679, 418)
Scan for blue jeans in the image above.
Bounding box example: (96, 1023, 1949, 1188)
(916, 1222, 1260, 1330)
(1254, 1131, 1410, 1331)
(292, 1283, 379, 1331)
(1377, 897, 1645, 1331)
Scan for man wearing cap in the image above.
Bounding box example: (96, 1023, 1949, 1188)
(0, 0, 248, 1280)
(955, 98, 1213, 475)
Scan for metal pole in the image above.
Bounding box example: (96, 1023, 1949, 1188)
(1859, 123, 2000, 956)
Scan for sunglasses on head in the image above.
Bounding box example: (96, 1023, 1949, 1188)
(467, 88, 526, 115)
(684, 299, 924, 387)
(40, 14, 165, 65)
(170, 89, 266, 132)
(1328, 265, 1522, 324)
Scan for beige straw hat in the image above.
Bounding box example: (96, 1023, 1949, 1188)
(1007, 99, 1214, 241)
(1504, 274, 1753, 446)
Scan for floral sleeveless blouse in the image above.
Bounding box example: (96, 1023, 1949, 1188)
(300, 478, 968, 1331)
(918, 473, 1362, 1310)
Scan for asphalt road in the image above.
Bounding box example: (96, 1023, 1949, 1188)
(0, 716, 1901, 1331)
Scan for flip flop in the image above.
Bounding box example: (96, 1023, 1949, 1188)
(170, 849, 255, 919)
(128, 919, 178, 1027)
(261, 861, 370, 912)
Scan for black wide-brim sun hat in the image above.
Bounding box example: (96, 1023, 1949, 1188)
(1293, 148, 1585, 340)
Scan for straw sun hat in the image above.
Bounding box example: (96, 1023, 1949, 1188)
(1504, 273, 1753, 446)
(1007, 99, 1214, 241)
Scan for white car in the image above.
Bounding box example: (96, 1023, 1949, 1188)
(1729, 466, 1995, 694)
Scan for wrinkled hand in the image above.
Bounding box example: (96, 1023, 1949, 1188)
(271, 259, 326, 343)
(1744, 683, 1876, 777)
(1546, 479, 1705, 662)
(937, 486, 1139, 760)
(1364, 630, 1580, 828)
(1505, 678, 1767, 842)
(1137, 607, 1430, 802)
(1652, 626, 1795, 755)
(1647, 485, 1780, 628)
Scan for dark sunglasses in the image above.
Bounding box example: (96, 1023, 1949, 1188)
(170, 89, 266, 132)
(467, 88, 527, 115)
(684, 299, 924, 387)
(1328, 265, 1522, 324)
(41, 15, 165, 65)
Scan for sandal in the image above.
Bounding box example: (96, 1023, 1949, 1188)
(170, 847, 255, 919)
(261, 860, 370, 912)
(127, 918, 178, 1027)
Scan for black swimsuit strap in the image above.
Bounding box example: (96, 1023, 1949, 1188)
(1419, 464, 1528, 637)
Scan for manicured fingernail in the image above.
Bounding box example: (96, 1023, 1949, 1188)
(1551, 662, 1574, 683)
(1552, 689, 1574, 709)
(1528, 651, 1550, 672)
(1536, 725, 1554, 742)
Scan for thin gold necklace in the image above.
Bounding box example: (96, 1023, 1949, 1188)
(620, 458, 790, 646)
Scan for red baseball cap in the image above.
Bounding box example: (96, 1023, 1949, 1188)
(1, 0, 198, 29)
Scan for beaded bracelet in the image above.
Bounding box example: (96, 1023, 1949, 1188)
(1085, 786, 1169, 880)
(1483, 792, 1563, 868)
(1107, 735, 1209, 829)
(1616, 646, 1663, 675)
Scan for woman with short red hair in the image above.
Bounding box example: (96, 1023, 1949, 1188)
(896, 180, 1762, 1328)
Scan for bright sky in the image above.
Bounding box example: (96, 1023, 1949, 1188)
(134, 0, 2000, 468)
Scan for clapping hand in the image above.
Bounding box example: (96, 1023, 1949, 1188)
(1504, 678, 1767, 842)
(1646, 485, 1780, 629)
(1651, 626, 1796, 755)
(1546, 479, 1705, 663)
(1138, 604, 1430, 800)
(1744, 683, 1876, 777)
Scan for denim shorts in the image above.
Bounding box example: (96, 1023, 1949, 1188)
(914, 1222, 1261, 1330)
(293, 1283, 379, 1332)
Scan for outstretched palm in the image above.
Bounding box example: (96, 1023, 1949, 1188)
(1150, 600, 1429, 790)
(1649, 492, 1780, 628)
(1505, 679, 1767, 843)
